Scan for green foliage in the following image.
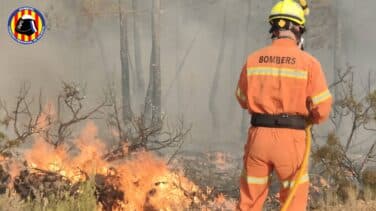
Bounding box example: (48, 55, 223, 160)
(312, 133, 344, 178)
(311, 69, 376, 207)
(362, 168, 376, 201)
(367, 90, 376, 120)
(312, 133, 360, 203)
(0, 180, 97, 211)
(0, 117, 7, 143)
(30, 180, 97, 211)
(0, 132, 6, 141)
(363, 169, 376, 187)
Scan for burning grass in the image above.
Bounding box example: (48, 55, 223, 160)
(0, 82, 375, 210)
(0, 122, 236, 211)
(0, 121, 375, 210)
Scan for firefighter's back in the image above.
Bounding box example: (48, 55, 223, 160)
(245, 38, 313, 116)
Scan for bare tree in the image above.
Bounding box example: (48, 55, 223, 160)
(131, 0, 146, 98)
(51, 82, 108, 147)
(118, 0, 133, 123)
(312, 68, 376, 200)
(105, 88, 191, 161)
(0, 82, 107, 152)
(0, 84, 46, 155)
(144, 0, 162, 128)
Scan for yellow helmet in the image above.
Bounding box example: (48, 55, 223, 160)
(269, 0, 308, 26)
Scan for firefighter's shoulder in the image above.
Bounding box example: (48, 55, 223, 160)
(300, 50, 322, 68)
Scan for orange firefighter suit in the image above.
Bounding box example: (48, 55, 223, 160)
(236, 38, 332, 210)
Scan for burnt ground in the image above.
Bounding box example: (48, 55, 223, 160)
(172, 151, 242, 199)
(173, 151, 376, 211)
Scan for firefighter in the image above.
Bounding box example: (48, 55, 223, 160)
(235, 0, 332, 210)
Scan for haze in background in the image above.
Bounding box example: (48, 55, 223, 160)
(0, 0, 375, 155)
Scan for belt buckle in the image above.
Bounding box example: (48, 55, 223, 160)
(276, 114, 288, 126)
(281, 113, 289, 118)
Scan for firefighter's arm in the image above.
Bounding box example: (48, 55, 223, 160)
(307, 59, 332, 124)
(235, 65, 249, 109)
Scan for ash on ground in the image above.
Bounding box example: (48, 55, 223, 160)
(170, 151, 242, 199)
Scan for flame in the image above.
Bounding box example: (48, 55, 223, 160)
(23, 122, 111, 184)
(3, 104, 235, 210)
(25, 136, 67, 170)
(6, 160, 23, 189)
(14, 121, 215, 210)
(114, 152, 199, 210)
(35, 102, 55, 131)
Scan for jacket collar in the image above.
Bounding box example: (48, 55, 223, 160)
(272, 37, 298, 47)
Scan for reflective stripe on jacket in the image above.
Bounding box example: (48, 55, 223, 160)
(236, 38, 332, 123)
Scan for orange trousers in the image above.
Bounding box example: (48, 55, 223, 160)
(237, 127, 309, 211)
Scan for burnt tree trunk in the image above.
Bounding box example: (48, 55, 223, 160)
(119, 0, 133, 122)
(144, 0, 161, 128)
(132, 0, 145, 100)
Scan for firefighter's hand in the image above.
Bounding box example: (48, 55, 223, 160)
(306, 114, 314, 126)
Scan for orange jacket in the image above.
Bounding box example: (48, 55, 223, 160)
(236, 38, 332, 124)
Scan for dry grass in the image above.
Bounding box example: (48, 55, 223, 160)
(311, 185, 376, 211)
(0, 181, 97, 211)
(317, 201, 376, 211)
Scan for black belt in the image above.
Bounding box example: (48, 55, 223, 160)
(251, 113, 307, 130)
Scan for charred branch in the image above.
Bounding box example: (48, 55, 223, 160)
(103, 114, 191, 162)
(0, 85, 47, 154)
(50, 82, 108, 147)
